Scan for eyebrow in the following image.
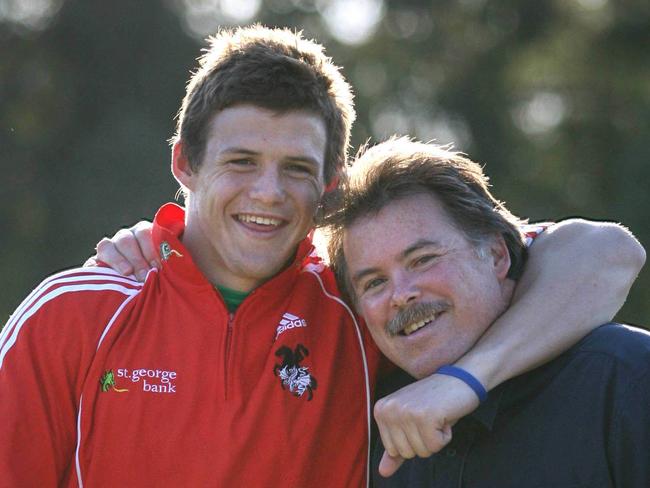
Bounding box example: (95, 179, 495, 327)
(350, 267, 380, 288)
(221, 147, 320, 168)
(350, 239, 441, 286)
(401, 239, 441, 258)
(221, 147, 258, 156)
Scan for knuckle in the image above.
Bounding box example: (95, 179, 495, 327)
(410, 407, 428, 424)
(132, 220, 148, 230)
(116, 236, 140, 254)
(133, 222, 151, 238)
(422, 435, 440, 452)
(374, 399, 387, 419)
(114, 232, 137, 251)
(95, 237, 112, 252)
(114, 228, 133, 240)
(425, 436, 448, 454)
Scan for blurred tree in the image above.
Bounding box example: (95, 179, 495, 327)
(2, 0, 197, 320)
(1, 0, 648, 326)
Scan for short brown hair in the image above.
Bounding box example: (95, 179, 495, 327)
(326, 137, 528, 303)
(175, 25, 355, 185)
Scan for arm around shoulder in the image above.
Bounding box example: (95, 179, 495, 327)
(455, 218, 645, 390)
(534, 219, 645, 325)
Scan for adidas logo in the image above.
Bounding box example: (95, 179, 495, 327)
(275, 312, 308, 340)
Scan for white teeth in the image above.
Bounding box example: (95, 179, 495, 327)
(238, 214, 281, 226)
(402, 315, 437, 336)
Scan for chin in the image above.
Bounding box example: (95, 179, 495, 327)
(403, 350, 458, 379)
(399, 360, 438, 380)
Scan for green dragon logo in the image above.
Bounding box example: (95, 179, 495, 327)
(160, 241, 183, 261)
(100, 370, 129, 393)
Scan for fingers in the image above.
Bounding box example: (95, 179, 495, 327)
(373, 372, 484, 478)
(131, 221, 159, 268)
(378, 452, 404, 478)
(419, 420, 453, 455)
(375, 397, 451, 461)
(375, 407, 417, 460)
(95, 234, 138, 277)
(113, 228, 153, 281)
(382, 417, 430, 459)
(83, 256, 99, 267)
(94, 221, 157, 282)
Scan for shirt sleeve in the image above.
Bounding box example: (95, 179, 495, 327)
(521, 222, 553, 248)
(0, 269, 139, 486)
(0, 295, 83, 485)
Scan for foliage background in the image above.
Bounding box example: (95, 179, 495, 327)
(1, 0, 648, 327)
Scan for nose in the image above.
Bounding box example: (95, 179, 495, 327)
(249, 167, 286, 205)
(389, 273, 420, 309)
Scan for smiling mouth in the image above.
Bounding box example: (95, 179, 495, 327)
(387, 301, 450, 337)
(400, 314, 439, 336)
(237, 214, 283, 228)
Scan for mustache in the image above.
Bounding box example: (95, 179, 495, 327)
(386, 300, 451, 337)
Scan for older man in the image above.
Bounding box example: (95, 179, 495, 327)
(326, 137, 649, 487)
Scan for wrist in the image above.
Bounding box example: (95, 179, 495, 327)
(435, 365, 488, 404)
(452, 346, 503, 391)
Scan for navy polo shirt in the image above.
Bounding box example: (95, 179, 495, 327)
(372, 323, 650, 488)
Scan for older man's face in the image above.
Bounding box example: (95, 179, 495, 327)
(343, 193, 511, 378)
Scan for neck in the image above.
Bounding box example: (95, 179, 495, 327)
(181, 220, 260, 293)
(485, 279, 517, 329)
(501, 279, 516, 308)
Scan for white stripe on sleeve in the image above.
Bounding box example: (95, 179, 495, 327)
(0, 282, 140, 370)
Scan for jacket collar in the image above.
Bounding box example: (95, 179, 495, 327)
(151, 203, 318, 294)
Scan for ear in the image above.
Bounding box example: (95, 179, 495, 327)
(171, 140, 195, 191)
(489, 235, 511, 281)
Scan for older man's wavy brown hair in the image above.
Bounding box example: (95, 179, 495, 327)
(325, 137, 528, 304)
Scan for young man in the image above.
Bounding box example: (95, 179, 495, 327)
(1, 26, 644, 486)
(326, 137, 649, 486)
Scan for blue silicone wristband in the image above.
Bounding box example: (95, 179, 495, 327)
(435, 365, 488, 403)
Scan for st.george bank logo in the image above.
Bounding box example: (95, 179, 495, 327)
(100, 370, 129, 393)
(160, 241, 183, 261)
(100, 367, 178, 394)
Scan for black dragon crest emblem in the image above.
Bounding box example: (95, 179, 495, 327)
(273, 344, 317, 401)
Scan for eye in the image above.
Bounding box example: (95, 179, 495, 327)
(362, 277, 386, 293)
(228, 158, 254, 167)
(412, 254, 437, 268)
(285, 162, 316, 177)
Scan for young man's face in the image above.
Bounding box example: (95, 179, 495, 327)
(343, 193, 511, 378)
(176, 104, 327, 291)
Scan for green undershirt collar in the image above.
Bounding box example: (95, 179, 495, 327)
(215, 285, 250, 313)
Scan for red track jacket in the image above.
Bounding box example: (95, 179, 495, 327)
(0, 203, 380, 487)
